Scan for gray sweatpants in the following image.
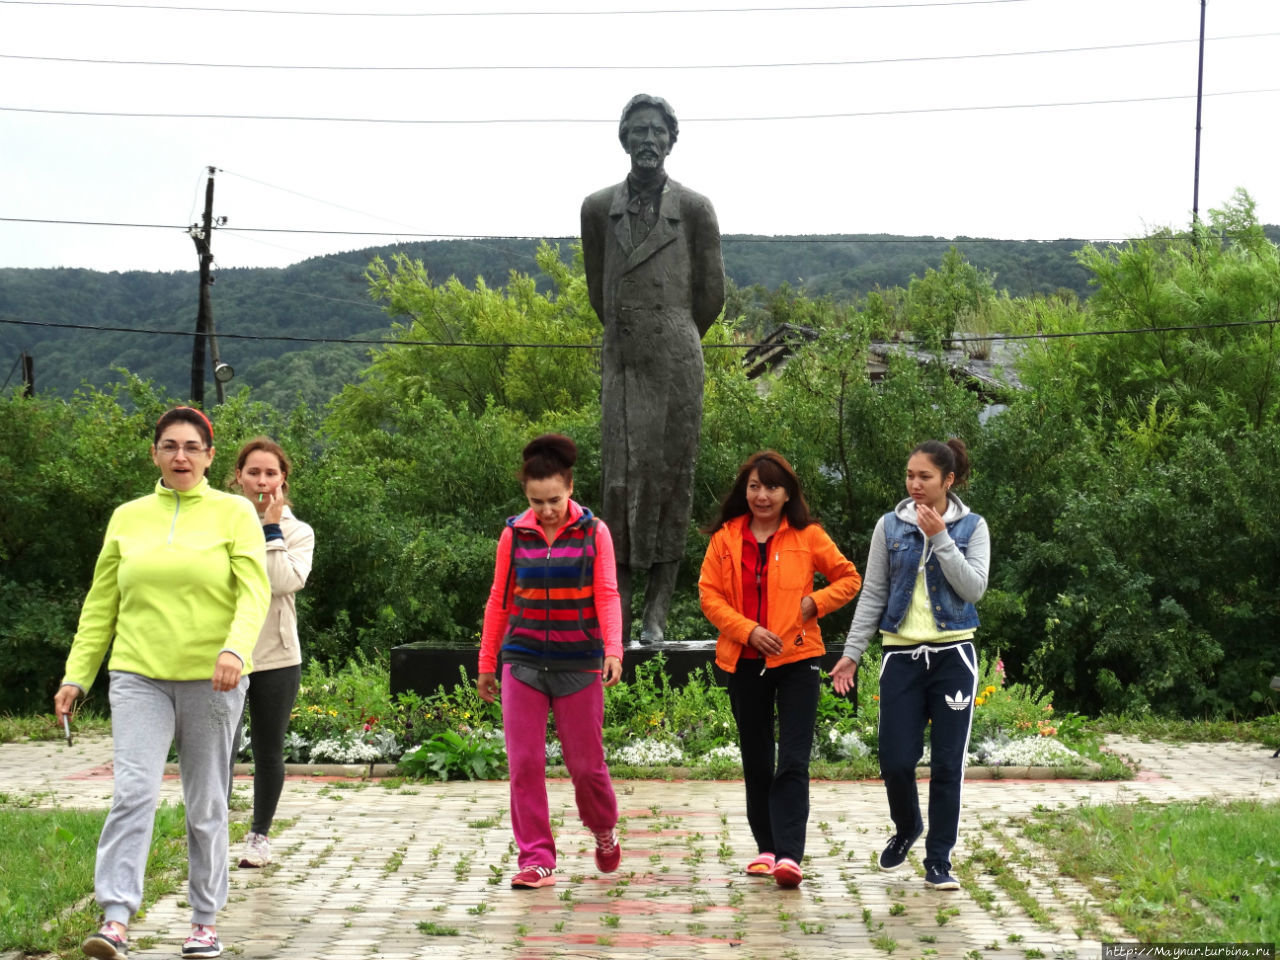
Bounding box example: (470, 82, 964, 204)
(98, 670, 246, 927)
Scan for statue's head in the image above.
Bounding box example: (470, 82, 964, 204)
(619, 94, 678, 173)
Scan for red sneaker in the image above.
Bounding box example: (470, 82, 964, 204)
(594, 828, 621, 873)
(510, 865, 556, 889)
(773, 857, 803, 888)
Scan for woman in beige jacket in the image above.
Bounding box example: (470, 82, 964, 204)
(229, 437, 315, 868)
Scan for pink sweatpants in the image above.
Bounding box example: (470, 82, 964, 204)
(501, 664, 617, 869)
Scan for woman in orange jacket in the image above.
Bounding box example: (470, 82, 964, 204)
(698, 451, 861, 888)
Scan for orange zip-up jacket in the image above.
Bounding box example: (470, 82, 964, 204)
(701, 519, 860, 675)
(699, 516, 862, 673)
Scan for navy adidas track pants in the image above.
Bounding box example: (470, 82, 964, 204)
(878, 640, 978, 871)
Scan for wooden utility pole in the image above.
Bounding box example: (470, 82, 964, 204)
(189, 166, 227, 405)
(20, 351, 33, 397)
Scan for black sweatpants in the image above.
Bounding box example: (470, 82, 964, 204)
(230, 664, 301, 836)
(726, 657, 822, 864)
(877, 641, 977, 871)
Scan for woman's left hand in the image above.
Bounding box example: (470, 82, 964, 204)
(602, 656, 622, 687)
(212, 651, 243, 692)
(800, 595, 818, 621)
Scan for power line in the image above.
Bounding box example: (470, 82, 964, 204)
(5, 87, 1277, 125)
(0, 217, 1171, 243)
(4, 315, 1279, 348)
(6, 33, 1276, 72)
(219, 168, 427, 234)
(0, 0, 1032, 17)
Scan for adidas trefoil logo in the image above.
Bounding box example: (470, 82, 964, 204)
(945, 689, 972, 712)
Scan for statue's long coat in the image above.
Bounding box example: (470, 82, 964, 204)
(580, 178, 725, 569)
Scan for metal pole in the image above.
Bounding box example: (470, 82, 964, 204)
(1192, 0, 1206, 229)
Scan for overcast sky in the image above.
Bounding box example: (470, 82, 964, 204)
(2, 0, 1278, 273)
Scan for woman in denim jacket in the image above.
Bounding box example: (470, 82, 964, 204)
(831, 439, 990, 893)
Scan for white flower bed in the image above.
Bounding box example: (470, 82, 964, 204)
(971, 736, 1083, 767)
(826, 727, 870, 760)
(611, 739, 685, 766)
(308, 737, 385, 763)
(702, 744, 742, 764)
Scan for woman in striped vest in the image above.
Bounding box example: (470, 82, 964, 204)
(478, 434, 625, 889)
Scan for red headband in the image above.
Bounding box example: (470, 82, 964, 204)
(166, 406, 214, 442)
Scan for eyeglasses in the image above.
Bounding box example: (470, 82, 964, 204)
(156, 441, 208, 456)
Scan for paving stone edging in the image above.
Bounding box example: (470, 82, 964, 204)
(172, 761, 1096, 779)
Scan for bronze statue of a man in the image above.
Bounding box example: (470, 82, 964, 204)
(581, 94, 726, 644)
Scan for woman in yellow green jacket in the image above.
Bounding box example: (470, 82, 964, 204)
(54, 406, 270, 960)
(699, 451, 861, 889)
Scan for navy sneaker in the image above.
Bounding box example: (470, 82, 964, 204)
(878, 827, 922, 871)
(924, 864, 961, 891)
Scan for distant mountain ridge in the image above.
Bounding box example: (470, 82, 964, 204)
(4, 230, 1275, 405)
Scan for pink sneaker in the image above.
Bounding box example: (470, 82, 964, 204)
(745, 852, 776, 876)
(773, 857, 803, 888)
(510, 865, 556, 888)
(182, 924, 222, 958)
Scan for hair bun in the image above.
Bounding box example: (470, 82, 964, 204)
(522, 433, 577, 469)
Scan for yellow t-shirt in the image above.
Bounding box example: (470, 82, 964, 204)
(881, 565, 975, 647)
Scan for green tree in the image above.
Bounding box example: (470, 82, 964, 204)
(344, 244, 599, 427)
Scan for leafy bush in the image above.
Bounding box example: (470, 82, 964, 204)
(398, 729, 506, 781)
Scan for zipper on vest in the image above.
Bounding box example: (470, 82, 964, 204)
(543, 542, 553, 669)
(167, 492, 181, 545)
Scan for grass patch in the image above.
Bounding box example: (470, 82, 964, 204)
(1023, 798, 1280, 942)
(0, 802, 189, 955)
(1089, 713, 1280, 750)
(0, 713, 112, 744)
(416, 920, 459, 936)
(959, 847, 1057, 930)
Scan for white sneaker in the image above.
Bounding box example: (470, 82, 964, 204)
(238, 831, 270, 868)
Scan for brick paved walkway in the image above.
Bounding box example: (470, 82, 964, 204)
(2, 735, 1276, 959)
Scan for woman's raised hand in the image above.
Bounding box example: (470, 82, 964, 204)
(916, 502, 945, 537)
(262, 489, 285, 525)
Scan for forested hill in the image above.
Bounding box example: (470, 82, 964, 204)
(4, 230, 1274, 405)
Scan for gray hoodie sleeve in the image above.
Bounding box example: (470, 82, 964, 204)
(929, 515, 990, 603)
(842, 515, 890, 664)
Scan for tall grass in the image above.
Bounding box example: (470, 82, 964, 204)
(1024, 798, 1280, 942)
(0, 801, 188, 955)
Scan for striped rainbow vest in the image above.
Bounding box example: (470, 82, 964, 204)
(500, 509, 604, 673)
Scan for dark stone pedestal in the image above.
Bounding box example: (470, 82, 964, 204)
(389, 639, 855, 698)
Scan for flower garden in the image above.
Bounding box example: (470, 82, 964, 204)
(251, 651, 1130, 781)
